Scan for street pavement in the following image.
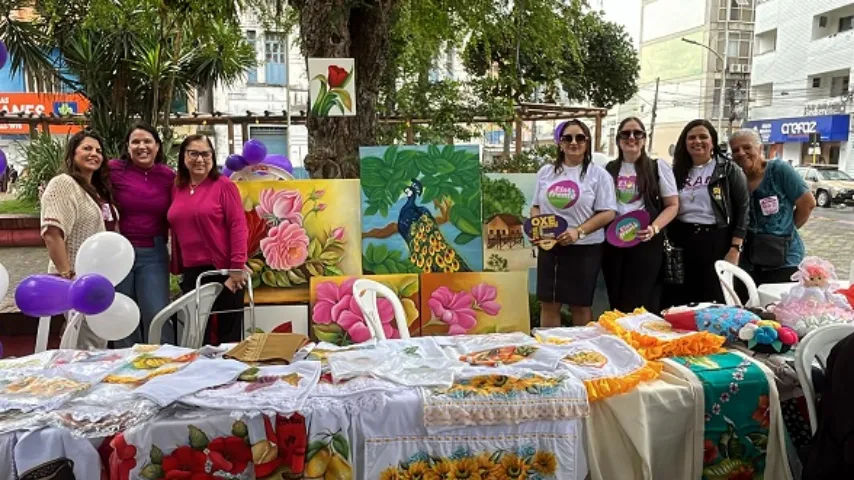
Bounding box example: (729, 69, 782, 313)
(0, 207, 852, 313)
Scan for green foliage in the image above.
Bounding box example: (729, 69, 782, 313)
(485, 144, 556, 174)
(16, 133, 66, 206)
(0, 197, 39, 215)
(482, 176, 527, 221)
(485, 254, 509, 272)
(363, 243, 420, 275)
(361, 146, 482, 241)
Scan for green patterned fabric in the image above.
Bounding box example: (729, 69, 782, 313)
(676, 353, 771, 480)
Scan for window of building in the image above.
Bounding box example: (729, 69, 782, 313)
(264, 32, 287, 86)
(246, 30, 258, 84)
(801, 142, 841, 165)
(831, 75, 850, 97)
(840, 15, 854, 32)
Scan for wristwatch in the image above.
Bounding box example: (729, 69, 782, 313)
(731, 244, 744, 253)
(577, 226, 587, 240)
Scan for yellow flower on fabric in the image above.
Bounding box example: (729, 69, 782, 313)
(406, 461, 431, 480)
(474, 454, 495, 476)
(470, 376, 491, 389)
(380, 466, 404, 480)
(448, 458, 482, 480)
(489, 453, 529, 480)
(530, 451, 557, 475)
(431, 459, 453, 478)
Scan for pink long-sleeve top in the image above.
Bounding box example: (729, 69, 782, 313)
(167, 176, 248, 274)
(109, 159, 176, 247)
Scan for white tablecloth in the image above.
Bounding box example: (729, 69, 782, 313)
(758, 281, 851, 305)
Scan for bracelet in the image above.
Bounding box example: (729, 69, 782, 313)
(59, 270, 75, 279)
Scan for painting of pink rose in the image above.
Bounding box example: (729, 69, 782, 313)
(260, 223, 310, 270)
(420, 272, 529, 336)
(310, 274, 421, 346)
(256, 188, 304, 225)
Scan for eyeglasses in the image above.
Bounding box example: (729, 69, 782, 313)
(187, 150, 213, 160)
(560, 134, 588, 144)
(619, 130, 646, 140)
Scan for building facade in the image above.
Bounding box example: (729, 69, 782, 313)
(608, 0, 756, 159)
(745, 0, 854, 173)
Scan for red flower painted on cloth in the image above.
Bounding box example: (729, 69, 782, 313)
(703, 439, 718, 464)
(208, 436, 252, 474)
(726, 465, 756, 480)
(110, 434, 137, 480)
(256, 414, 307, 477)
(245, 210, 268, 255)
(328, 65, 349, 88)
(161, 446, 207, 475)
(752, 395, 770, 429)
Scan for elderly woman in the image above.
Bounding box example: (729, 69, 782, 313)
(168, 134, 248, 345)
(41, 131, 118, 349)
(729, 129, 816, 288)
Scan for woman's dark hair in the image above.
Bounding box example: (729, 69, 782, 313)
(615, 116, 656, 200)
(555, 119, 593, 178)
(672, 119, 724, 190)
(119, 123, 166, 166)
(64, 130, 113, 205)
(176, 134, 220, 188)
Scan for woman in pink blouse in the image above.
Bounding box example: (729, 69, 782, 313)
(168, 134, 248, 345)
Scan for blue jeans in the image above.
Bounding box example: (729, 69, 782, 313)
(113, 236, 173, 347)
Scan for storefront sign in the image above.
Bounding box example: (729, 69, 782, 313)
(743, 114, 850, 144)
(804, 96, 849, 116)
(0, 93, 89, 135)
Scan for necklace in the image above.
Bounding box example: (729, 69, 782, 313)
(189, 181, 201, 195)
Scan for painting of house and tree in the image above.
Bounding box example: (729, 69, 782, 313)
(482, 173, 538, 273)
(360, 145, 483, 274)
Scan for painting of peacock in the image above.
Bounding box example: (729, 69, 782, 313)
(398, 179, 471, 273)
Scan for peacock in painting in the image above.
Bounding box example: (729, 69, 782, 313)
(398, 179, 471, 273)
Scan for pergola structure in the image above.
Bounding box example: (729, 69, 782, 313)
(0, 103, 607, 155)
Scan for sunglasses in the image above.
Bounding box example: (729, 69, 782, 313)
(560, 134, 588, 144)
(619, 130, 646, 140)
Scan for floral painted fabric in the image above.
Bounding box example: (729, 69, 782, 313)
(420, 366, 588, 430)
(0, 351, 59, 381)
(328, 337, 464, 388)
(102, 345, 199, 386)
(181, 361, 321, 413)
(441, 333, 563, 371)
(673, 353, 771, 480)
(694, 307, 761, 343)
(533, 325, 609, 345)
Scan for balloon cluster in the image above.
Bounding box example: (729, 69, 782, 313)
(223, 139, 293, 177)
(15, 232, 140, 341)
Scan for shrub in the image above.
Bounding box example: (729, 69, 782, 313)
(16, 133, 66, 206)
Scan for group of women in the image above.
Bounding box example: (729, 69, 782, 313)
(40, 127, 248, 348)
(535, 118, 817, 327)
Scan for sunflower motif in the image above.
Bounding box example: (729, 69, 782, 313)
(406, 461, 431, 480)
(447, 458, 482, 480)
(380, 467, 404, 480)
(489, 453, 529, 480)
(431, 459, 454, 478)
(488, 375, 510, 388)
(530, 451, 557, 475)
(474, 454, 495, 476)
(469, 376, 492, 389)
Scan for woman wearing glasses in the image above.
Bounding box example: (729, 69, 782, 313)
(663, 119, 749, 307)
(168, 135, 248, 345)
(111, 124, 176, 347)
(602, 117, 679, 313)
(532, 120, 617, 327)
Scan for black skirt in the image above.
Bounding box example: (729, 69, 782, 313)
(537, 243, 603, 307)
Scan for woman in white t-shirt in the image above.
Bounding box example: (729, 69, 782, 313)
(531, 120, 617, 327)
(662, 119, 749, 307)
(602, 117, 679, 314)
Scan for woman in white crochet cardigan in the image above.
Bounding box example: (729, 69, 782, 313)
(40, 130, 118, 348)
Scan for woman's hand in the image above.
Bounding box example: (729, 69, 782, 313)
(225, 271, 247, 293)
(724, 248, 740, 266)
(557, 228, 579, 246)
(638, 224, 659, 242)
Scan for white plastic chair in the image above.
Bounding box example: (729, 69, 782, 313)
(714, 260, 761, 308)
(795, 323, 854, 433)
(352, 279, 410, 340)
(34, 312, 86, 352)
(229, 165, 295, 181)
(149, 283, 223, 349)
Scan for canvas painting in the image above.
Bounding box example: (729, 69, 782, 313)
(309, 274, 420, 346)
(419, 271, 530, 336)
(482, 173, 538, 273)
(360, 145, 483, 275)
(237, 180, 362, 304)
(308, 58, 356, 117)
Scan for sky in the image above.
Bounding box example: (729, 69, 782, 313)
(599, 0, 642, 47)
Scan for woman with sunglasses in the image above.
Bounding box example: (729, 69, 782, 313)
(663, 119, 749, 307)
(168, 135, 248, 345)
(602, 117, 679, 313)
(532, 120, 617, 327)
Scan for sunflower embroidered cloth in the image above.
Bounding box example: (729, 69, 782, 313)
(548, 336, 662, 402)
(420, 366, 589, 432)
(598, 310, 725, 360)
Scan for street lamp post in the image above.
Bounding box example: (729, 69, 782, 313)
(682, 37, 727, 133)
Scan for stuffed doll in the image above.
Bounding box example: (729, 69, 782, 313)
(772, 256, 854, 336)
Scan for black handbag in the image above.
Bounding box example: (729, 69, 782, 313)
(746, 231, 791, 268)
(662, 232, 685, 285)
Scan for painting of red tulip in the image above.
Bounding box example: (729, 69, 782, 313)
(308, 58, 356, 117)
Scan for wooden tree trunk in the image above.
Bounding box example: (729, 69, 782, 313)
(294, 0, 398, 179)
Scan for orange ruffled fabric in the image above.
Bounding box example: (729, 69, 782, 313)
(584, 360, 663, 403)
(598, 309, 725, 361)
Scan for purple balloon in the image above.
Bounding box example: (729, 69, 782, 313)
(0, 150, 6, 175)
(221, 166, 233, 177)
(68, 274, 115, 315)
(0, 41, 7, 70)
(15, 275, 73, 317)
(243, 139, 268, 165)
(262, 154, 293, 174)
(225, 154, 248, 172)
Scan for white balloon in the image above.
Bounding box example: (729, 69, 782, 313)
(0, 263, 8, 300)
(86, 293, 140, 341)
(75, 232, 135, 286)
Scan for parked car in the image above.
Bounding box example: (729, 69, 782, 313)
(795, 166, 854, 208)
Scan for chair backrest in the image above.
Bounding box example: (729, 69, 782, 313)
(229, 165, 295, 182)
(795, 323, 854, 433)
(352, 279, 411, 340)
(714, 260, 761, 308)
(58, 312, 85, 350)
(149, 283, 223, 348)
